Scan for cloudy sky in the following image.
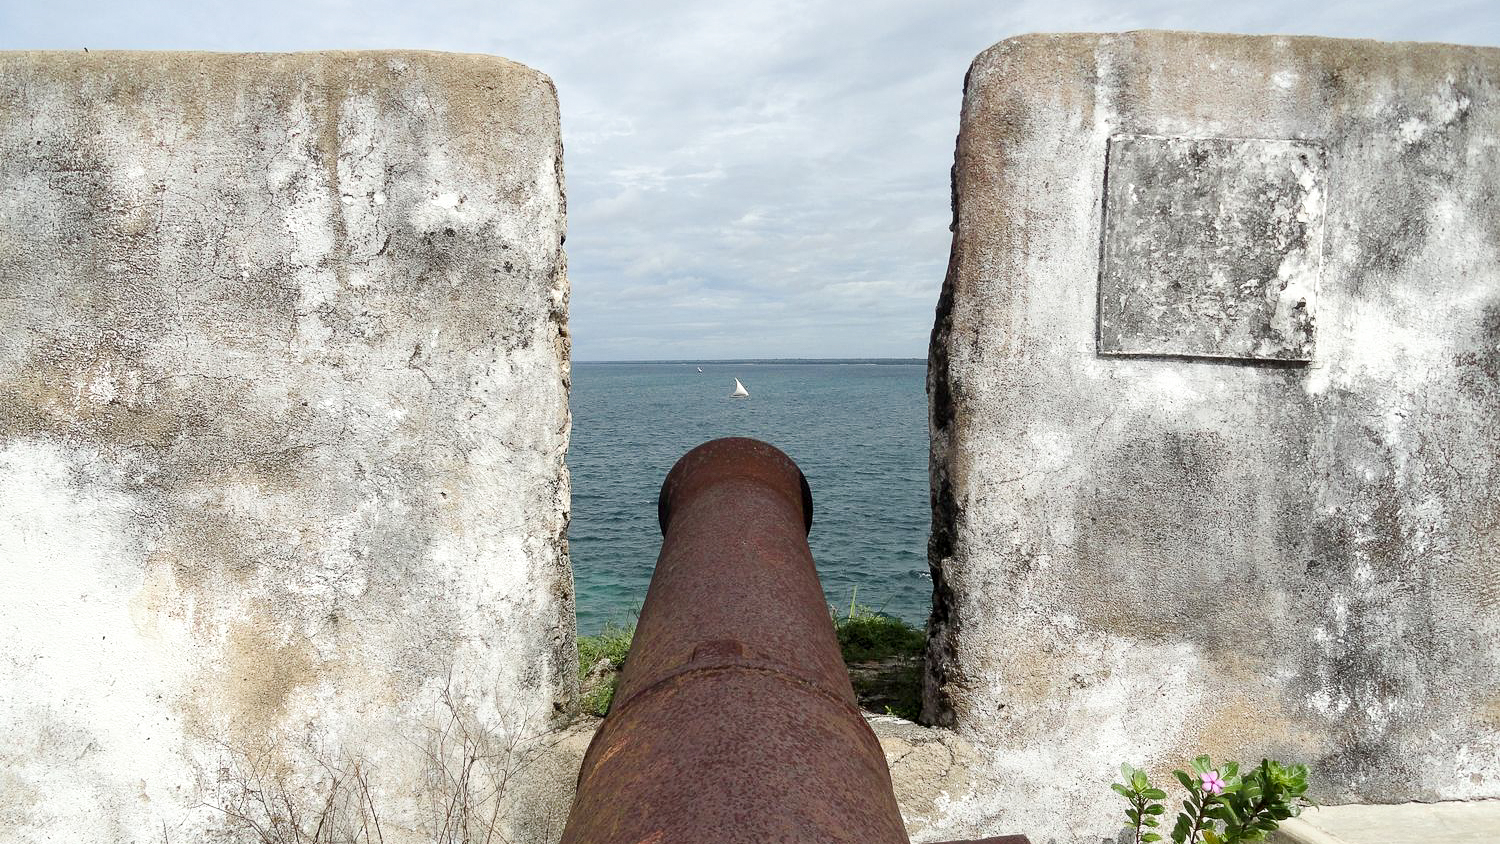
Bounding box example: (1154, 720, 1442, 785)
(4, 1, 1497, 359)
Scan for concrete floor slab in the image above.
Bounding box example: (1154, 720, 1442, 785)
(1270, 801, 1500, 844)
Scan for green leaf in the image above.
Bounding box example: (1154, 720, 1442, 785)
(1144, 788, 1168, 800)
(1203, 830, 1222, 844)
(1143, 835, 1162, 842)
(1173, 813, 1192, 839)
(1174, 770, 1195, 790)
(1134, 770, 1150, 791)
(1146, 804, 1166, 814)
(1127, 809, 1140, 824)
(1123, 763, 1137, 780)
(1113, 783, 1132, 798)
(1193, 755, 1212, 773)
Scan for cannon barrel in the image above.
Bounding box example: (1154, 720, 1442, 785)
(560, 437, 1029, 844)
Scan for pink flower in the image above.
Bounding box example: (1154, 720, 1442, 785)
(1200, 770, 1227, 795)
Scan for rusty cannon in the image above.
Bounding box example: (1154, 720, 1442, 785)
(560, 437, 1028, 844)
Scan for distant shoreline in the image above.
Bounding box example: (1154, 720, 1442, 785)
(574, 358, 925, 365)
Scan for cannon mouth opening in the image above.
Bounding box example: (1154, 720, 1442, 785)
(656, 437, 814, 537)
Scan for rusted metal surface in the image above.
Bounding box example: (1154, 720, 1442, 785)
(560, 436, 1029, 844)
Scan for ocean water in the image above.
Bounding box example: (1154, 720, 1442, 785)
(569, 360, 933, 635)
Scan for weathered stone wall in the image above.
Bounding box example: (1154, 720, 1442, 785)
(0, 52, 573, 843)
(926, 32, 1500, 843)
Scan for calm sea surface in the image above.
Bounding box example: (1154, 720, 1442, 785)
(569, 360, 932, 635)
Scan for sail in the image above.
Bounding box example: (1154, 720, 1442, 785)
(731, 378, 749, 398)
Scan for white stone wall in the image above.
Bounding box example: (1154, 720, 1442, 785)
(925, 32, 1500, 843)
(0, 51, 573, 843)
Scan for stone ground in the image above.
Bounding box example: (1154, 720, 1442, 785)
(510, 712, 989, 844)
(1268, 800, 1500, 844)
(511, 703, 1500, 844)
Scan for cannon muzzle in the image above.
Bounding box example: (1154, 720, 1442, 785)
(560, 437, 1028, 844)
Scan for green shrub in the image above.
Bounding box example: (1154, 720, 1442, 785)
(832, 594, 926, 719)
(572, 593, 930, 721)
(1113, 757, 1313, 844)
(576, 622, 635, 717)
(833, 597, 925, 663)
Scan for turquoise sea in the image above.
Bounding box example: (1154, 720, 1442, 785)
(569, 360, 932, 635)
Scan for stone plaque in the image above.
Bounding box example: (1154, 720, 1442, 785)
(1098, 135, 1326, 361)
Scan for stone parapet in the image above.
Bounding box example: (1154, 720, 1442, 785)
(0, 50, 573, 843)
(926, 31, 1500, 842)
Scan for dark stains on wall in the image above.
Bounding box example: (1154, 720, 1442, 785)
(922, 107, 969, 730)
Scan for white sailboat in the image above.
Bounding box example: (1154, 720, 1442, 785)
(730, 378, 749, 398)
(697, 367, 703, 373)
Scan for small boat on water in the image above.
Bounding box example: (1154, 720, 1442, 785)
(697, 367, 703, 373)
(730, 378, 749, 398)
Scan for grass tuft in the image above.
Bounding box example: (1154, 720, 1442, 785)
(578, 622, 635, 673)
(579, 681, 617, 719)
(576, 622, 635, 717)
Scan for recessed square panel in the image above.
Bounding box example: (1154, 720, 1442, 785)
(1098, 135, 1326, 362)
